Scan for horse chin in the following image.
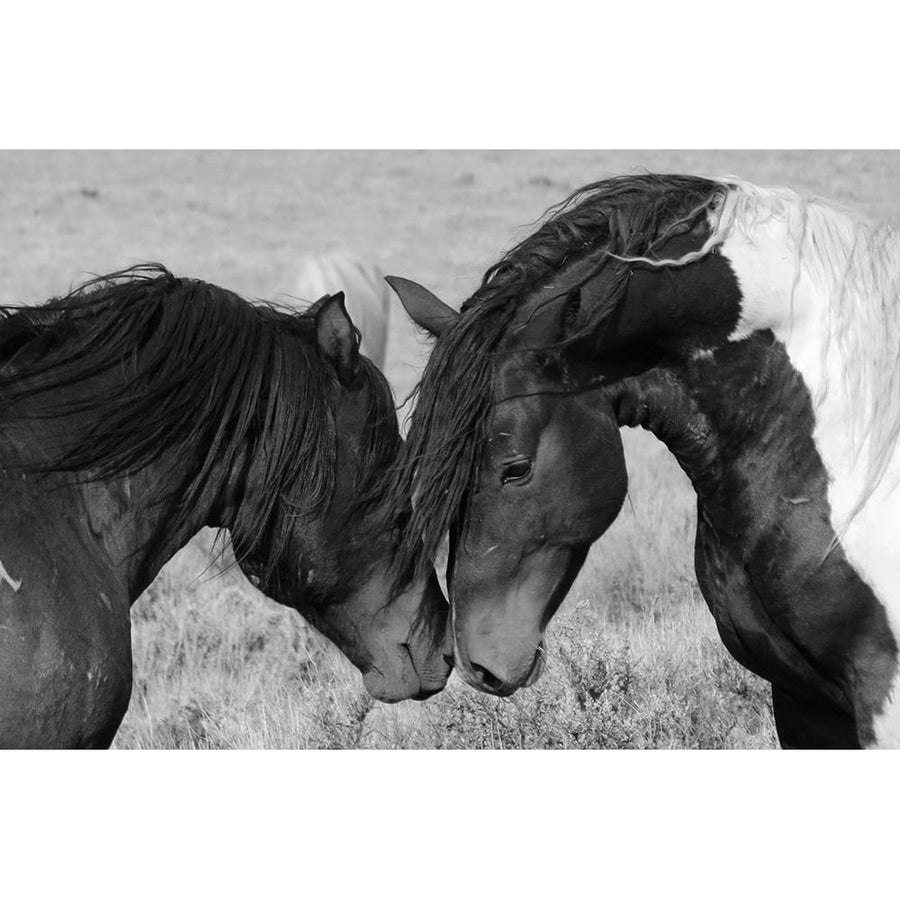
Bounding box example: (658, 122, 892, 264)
(361, 670, 443, 703)
(361, 667, 401, 702)
(361, 642, 452, 703)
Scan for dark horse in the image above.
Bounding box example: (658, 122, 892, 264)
(0, 265, 450, 748)
(386, 173, 900, 749)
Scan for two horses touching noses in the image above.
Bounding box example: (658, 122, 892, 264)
(5, 175, 897, 750)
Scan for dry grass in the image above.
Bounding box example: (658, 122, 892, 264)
(3, 150, 896, 748)
(116, 432, 777, 749)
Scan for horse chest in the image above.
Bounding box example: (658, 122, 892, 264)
(693, 514, 840, 698)
(693, 516, 768, 674)
(782, 350, 900, 745)
(696, 494, 900, 740)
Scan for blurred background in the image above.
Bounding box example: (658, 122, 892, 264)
(3, 150, 897, 747)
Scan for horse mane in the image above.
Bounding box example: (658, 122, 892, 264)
(383, 174, 728, 587)
(556, 177, 900, 522)
(0, 264, 399, 587)
(705, 180, 900, 521)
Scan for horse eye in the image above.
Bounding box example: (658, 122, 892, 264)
(501, 459, 533, 485)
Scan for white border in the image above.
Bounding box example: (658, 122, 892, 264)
(1, 3, 897, 896)
(2, 751, 898, 898)
(2, 1, 899, 147)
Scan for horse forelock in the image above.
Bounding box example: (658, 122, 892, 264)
(381, 300, 513, 592)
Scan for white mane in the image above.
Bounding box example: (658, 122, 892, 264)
(715, 178, 900, 517)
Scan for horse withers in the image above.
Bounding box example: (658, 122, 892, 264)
(0, 265, 450, 749)
(387, 174, 900, 749)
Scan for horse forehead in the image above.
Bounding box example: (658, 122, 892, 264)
(494, 350, 548, 395)
(490, 369, 552, 435)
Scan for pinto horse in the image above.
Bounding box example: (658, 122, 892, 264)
(386, 173, 900, 749)
(0, 265, 450, 748)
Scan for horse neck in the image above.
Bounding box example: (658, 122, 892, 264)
(601, 333, 822, 543)
(78, 424, 290, 602)
(2, 401, 241, 601)
(81, 454, 230, 599)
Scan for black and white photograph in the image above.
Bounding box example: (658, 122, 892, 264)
(3, 4, 899, 896)
(3, 149, 899, 751)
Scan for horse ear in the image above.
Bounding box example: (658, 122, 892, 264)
(385, 275, 458, 336)
(306, 292, 334, 317)
(315, 292, 361, 385)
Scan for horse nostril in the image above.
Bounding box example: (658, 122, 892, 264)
(470, 662, 508, 694)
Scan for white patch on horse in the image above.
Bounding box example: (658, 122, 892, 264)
(0, 558, 22, 593)
(718, 181, 900, 747)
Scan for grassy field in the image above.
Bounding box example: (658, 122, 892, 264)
(2, 150, 898, 748)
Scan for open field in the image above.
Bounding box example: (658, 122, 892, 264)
(2, 150, 898, 748)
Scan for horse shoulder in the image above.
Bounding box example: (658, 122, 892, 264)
(0, 464, 132, 747)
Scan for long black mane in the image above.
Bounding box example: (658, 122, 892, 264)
(0, 264, 399, 586)
(385, 173, 728, 586)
